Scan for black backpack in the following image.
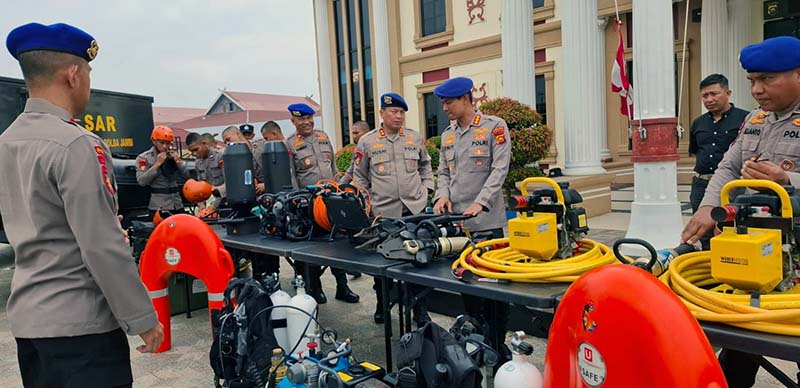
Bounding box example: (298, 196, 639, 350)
(210, 278, 279, 388)
(394, 321, 483, 388)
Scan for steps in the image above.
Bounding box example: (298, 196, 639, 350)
(611, 184, 693, 215)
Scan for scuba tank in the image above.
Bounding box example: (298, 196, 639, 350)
(494, 331, 542, 388)
(262, 140, 293, 193)
(287, 276, 318, 357)
(267, 273, 292, 352)
(223, 142, 256, 206)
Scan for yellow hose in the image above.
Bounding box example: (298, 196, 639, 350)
(661, 251, 800, 336)
(451, 238, 616, 283)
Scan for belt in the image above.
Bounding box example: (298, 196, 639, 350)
(151, 187, 179, 194)
(694, 173, 714, 181)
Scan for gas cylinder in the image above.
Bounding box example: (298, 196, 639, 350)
(223, 142, 255, 206)
(268, 273, 292, 352)
(494, 331, 542, 388)
(287, 276, 318, 357)
(262, 140, 293, 193)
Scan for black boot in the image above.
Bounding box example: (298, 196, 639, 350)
(335, 285, 360, 303)
(309, 272, 327, 304)
(348, 271, 362, 279)
(373, 304, 385, 324)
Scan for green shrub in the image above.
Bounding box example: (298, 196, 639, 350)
(336, 144, 356, 173)
(425, 138, 440, 172)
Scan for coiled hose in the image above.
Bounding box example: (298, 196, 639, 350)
(660, 251, 800, 336)
(451, 238, 616, 283)
(311, 180, 371, 231)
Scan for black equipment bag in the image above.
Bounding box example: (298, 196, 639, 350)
(394, 321, 483, 388)
(210, 278, 279, 388)
(128, 220, 154, 264)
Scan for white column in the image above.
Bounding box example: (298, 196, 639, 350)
(501, 0, 536, 109)
(728, 0, 754, 110)
(560, 0, 606, 175)
(625, 0, 683, 252)
(372, 0, 392, 96)
(701, 0, 730, 113)
(313, 0, 337, 142)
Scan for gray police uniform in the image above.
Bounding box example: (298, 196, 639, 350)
(286, 130, 337, 186)
(700, 104, 800, 208)
(436, 112, 511, 232)
(0, 98, 158, 338)
(196, 147, 225, 208)
(353, 127, 435, 217)
(136, 146, 189, 211)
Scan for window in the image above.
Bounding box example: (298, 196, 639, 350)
(347, 0, 361, 123)
(359, 0, 375, 130)
(421, 0, 446, 36)
(533, 0, 545, 8)
(228, 102, 235, 112)
(334, 0, 349, 143)
(424, 93, 450, 138)
(535, 75, 547, 124)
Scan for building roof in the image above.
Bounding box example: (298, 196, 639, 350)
(153, 107, 207, 125)
(218, 91, 320, 113)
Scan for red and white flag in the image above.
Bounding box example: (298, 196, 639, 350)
(610, 18, 633, 118)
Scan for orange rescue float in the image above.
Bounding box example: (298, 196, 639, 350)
(139, 214, 234, 352)
(543, 265, 727, 388)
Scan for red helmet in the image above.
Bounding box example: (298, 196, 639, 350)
(182, 179, 213, 203)
(151, 125, 174, 142)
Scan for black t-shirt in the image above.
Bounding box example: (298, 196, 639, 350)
(689, 104, 749, 174)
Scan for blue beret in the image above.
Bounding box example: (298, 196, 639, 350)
(380, 93, 408, 111)
(288, 103, 315, 117)
(740, 36, 800, 73)
(239, 123, 254, 134)
(434, 77, 474, 99)
(6, 23, 98, 62)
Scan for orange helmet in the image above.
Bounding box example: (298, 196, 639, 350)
(182, 179, 213, 203)
(151, 125, 174, 142)
(153, 209, 173, 226)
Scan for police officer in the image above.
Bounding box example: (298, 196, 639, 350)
(338, 120, 371, 185)
(1, 22, 162, 387)
(286, 103, 359, 304)
(353, 93, 435, 324)
(240, 123, 256, 142)
(186, 132, 225, 213)
(254, 121, 284, 153)
(681, 36, 800, 388)
(432, 76, 512, 364)
(136, 125, 189, 219)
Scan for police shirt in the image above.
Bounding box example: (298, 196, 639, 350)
(0, 98, 157, 338)
(689, 104, 749, 174)
(353, 127, 435, 218)
(196, 147, 225, 208)
(286, 130, 337, 187)
(436, 112, 511, 232)
(700, 103, 800, 208)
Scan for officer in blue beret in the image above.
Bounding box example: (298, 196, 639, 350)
(285, 103, 360, 304)
(433, 76, 513, 367)
(3, 23, 163, 387)
(681, 36, 800, 387)
(352, 92, 435, 324)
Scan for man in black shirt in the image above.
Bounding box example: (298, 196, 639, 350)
(688, 74, 749, 247)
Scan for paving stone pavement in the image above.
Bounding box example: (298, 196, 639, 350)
(0, 229, 796, 387)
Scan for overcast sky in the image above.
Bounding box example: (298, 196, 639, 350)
(0, 0, 320, 108)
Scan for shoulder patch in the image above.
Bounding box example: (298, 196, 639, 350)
(94, 145, 115, 194)
(492, 126, 505, 136)
(137, 157, 147, 171)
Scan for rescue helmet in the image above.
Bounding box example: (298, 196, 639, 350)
(153, 209, 173, 226)
(151, 125, 174, 142)
(182, 179, 213, 203)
